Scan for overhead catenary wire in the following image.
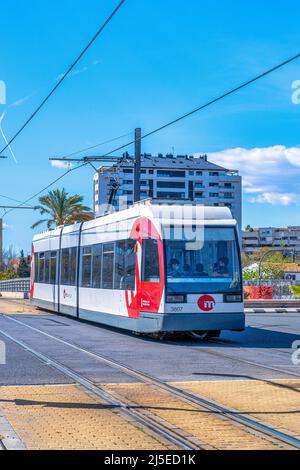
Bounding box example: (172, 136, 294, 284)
(57, 131, 133, 159)
(0, 0, 126, 155)
(3, 162, 88, 217)
(5, 51, 300, 218)
(93, 51, 300, 162)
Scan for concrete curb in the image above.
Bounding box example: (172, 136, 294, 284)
(0, 413, 26, 450)
(245, 308, 300, 314)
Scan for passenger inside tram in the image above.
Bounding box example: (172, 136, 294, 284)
(168, 258, 182, 277)
(212, 256, 230, 277)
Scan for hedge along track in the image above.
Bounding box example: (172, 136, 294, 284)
(1, 314, 300, 449)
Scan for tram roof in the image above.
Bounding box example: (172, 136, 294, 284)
(33, 200, 235, 241)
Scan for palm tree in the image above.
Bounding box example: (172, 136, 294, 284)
(31, 188, 93, 229)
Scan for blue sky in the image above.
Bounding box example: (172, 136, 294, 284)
(1, 0, 300, 253)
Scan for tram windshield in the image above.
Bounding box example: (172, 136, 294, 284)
(165, 227, 242, 294)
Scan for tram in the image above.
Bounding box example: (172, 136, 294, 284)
(30, 200, 244, 337)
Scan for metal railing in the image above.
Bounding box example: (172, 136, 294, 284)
(244, 279, 297, 299)
(0, 278, 30, 293)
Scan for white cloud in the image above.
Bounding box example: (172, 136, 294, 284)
(249, 192, 300, 206)
(51, 160, 73, 170)
(198, 145, 300, 207)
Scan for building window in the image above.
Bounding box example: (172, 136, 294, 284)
(156, 181, 185, 189)
(156, 191, 185, 199)
(209, 171, 219, 176)
(157, 170, 185, 177)
(224, 183, 232, 188)
(196, 171, 202, 176)
(209, 193, 219, 197)
(209, 182, 219, 187)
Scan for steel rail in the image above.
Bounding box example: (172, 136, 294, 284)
(0, 323, 203, 451)
(1, 314, 299, 449)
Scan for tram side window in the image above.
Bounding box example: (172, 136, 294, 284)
(50, 251, 57, 285)
(102, 242, 114, 289)
(44, 252, 50, 283)
(61, 247, 77, 286)
(69, 247, 77, 285)
(123, 240, 136, 290)
(92, 244, 102, 288)
(81, 247, 92, 288)
(61, 249, 69, 285)
(114, 240, 125, 289)
(38, 253, 45, 283)
(142, 239, 160, 282)
(34, 253, 39, 282)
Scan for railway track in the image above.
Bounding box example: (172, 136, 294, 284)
(165, 336, 300, 379)
(0, 314, 299, 450)
(0, 323, 203, 450)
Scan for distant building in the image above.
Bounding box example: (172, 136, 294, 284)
(282, 263, 300, 282)
(242, 226, 300, 255)
(93, 153, 242, 228)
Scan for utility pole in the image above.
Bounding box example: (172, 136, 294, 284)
(133, 127, 141, 203)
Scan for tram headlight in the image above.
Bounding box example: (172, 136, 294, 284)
(166, 294, 186, 303)
(224, 294, 243, 303)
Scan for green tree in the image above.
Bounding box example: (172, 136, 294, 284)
(291, 285, 300, 298)
(244, 224, 254, 232)
(17, 249, 30, 278)
(31, 188, 93, 230)
(241, 252, 251, 268)
(0, 267, 18, 280)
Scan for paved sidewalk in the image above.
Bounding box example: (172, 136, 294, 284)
(0, 384, 167, 450)
(0, 412, 26, 450)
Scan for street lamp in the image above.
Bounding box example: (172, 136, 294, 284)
(258, 248, 289, 286)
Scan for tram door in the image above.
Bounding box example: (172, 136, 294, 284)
(126, 218, 165, 318)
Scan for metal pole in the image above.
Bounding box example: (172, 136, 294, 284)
(258, 248, 286, 286)
(133, 127, 141, 203)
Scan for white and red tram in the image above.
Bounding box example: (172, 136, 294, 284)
(30, 200, 244, 336)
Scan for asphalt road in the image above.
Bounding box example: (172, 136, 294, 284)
(0, 312, 299, 386)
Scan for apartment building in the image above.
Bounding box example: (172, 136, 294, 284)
(93, 153, 242, 228)
(242, 226, 300, 255)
